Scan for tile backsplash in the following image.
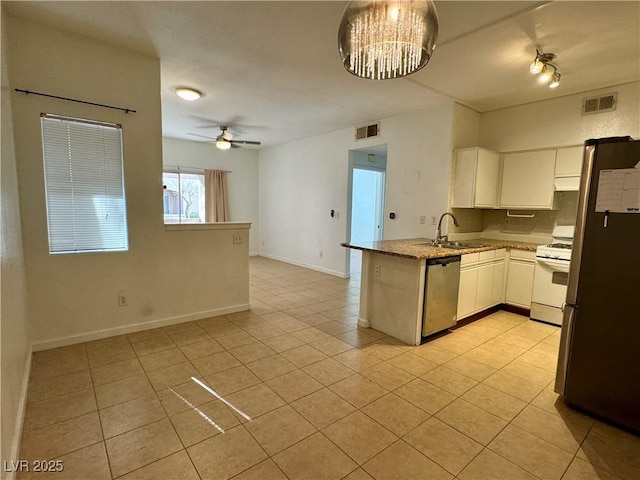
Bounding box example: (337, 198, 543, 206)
(450, 191, 579, 240)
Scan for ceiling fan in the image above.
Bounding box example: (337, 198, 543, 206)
(188, 126, 261, 150)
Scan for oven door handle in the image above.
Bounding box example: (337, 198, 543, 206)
(535, 257, 571, 271)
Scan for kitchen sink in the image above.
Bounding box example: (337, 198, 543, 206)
(440, 241, 487, 249)
(416, 241, 487, 249)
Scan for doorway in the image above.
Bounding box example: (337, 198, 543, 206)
(347, 146, 387, 275)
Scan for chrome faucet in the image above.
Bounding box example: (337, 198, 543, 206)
(434, 212, 459, 245)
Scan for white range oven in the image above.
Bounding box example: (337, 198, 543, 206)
(531, 226, 574, 326)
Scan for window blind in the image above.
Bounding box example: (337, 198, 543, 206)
(41, 115, 128, 254)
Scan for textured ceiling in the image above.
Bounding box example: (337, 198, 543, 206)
(5, 1, 639, 148)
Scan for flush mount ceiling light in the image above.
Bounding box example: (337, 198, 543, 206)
(338, 0, 439, 80)
(529, 49, 561, 89)
(175, 87, 202, 101)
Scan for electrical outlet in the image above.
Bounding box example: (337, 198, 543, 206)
(419, 215, 426, 224)
(374, 264, 381, 276)
(431, 216, 437, 225)
(233, 233, 242, 244)
(319, 251, 323, 258)
(117, 294, 128, 307)
(334, 211, 340, 219)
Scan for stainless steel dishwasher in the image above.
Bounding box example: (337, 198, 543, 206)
(422, 256, 461, 337)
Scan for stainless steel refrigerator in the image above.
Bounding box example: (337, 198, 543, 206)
(555, 136, 640, 433)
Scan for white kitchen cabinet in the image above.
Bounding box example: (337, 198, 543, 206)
(457, 249, 506, 320)
(500, 150, 556, 209)
(505, 249, 536, 308)
(555, 146, 583, 177)
(452, 147, 500, 208)
(457, 267, 479, 320)
(475, 263, 494, 311)
(492, 249, 506, 305)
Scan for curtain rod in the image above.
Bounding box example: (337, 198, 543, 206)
(164, 165, 231, 173)
(15, 88, 136, 114)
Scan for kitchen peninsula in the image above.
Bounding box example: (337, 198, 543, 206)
(342, 238, 538, 345)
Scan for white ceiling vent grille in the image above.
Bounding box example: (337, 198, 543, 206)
(355, 122, 380, 140)
(582, 93, 617, 115)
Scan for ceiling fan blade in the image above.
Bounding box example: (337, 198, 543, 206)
(187, 132, 217, 141)
(229, 140, 261, 146)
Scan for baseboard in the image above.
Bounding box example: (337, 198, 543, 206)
(357, 317, 370, 328)
(257, 253, 348, 279)
(6, 348, 32, 480)
(452, 305, 501, 329)
(31, 304, 250, 352)
(501, 303, 531, 317)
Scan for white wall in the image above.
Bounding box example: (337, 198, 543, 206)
(7, 17, 250, 349)
(450, 104, 483, 234)
(162, 137, 259, 253)
(451, 103, 480, 150)
(474, 82, 640, 241)
(258, 103, 455, 277)
(480, 82, 640, 152)
(1, 7, 31, 473)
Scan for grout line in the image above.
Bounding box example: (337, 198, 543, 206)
(20, 259, 599, 480)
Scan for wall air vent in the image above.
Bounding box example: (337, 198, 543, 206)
(355, 122, 380, 140)
(582, 93, 617, 115)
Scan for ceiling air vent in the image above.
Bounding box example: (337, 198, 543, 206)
(582, 93, 617, 115)
(355, 122, 380, 140)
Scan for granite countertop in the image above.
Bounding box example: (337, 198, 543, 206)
(341, 237, 540, 260)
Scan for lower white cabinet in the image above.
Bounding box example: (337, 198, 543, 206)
(457, 249, 506, 320)
(505, 249, 536, 308)
(457, 263, 479, 320)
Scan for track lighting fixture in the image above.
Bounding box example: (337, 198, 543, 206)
(529, 49, 561, 89)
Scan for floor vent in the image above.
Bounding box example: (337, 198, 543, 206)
(355, 122, 380, 140)
(582, 93, 617, 115)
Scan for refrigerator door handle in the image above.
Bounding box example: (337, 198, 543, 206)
(555, 303, 576, 395)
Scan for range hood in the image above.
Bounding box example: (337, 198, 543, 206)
(554, 176, 580, 191)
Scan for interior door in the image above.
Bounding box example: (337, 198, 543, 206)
(351, 167, 385, 243)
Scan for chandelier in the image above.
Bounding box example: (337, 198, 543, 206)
(338, 1, 438, 80)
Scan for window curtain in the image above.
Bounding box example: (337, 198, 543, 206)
(205, 169, 230, 222)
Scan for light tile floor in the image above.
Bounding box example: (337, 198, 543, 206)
(18, 256, 640, 480)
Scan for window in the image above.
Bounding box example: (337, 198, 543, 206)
(163, 170, 205, 223)
(41, 114, 128, 254)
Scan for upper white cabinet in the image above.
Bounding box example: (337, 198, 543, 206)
(555, 146, 583, 177)
(500, 150, 556, 209)
(452, 147, 500, 208)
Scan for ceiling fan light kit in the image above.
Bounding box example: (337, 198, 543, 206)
(529, 49, 561, 89)
(187, 125, 261, 150)
(175, 87, 202, 101)
(216, 139, 232, 150)
(338, 0, 438, 80)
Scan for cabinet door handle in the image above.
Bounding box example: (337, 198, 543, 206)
(507, 210, 536, 218)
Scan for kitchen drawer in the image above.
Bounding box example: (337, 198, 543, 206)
(494, 248, 507, 259)
(460, 253, 480, 266)
(509, 249, 536, 262)
(478, 250, 495, 263)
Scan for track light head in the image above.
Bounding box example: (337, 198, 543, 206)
(529, 49, 560, 89)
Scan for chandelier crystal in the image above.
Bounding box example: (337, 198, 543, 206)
(338, 1, 438, 80)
